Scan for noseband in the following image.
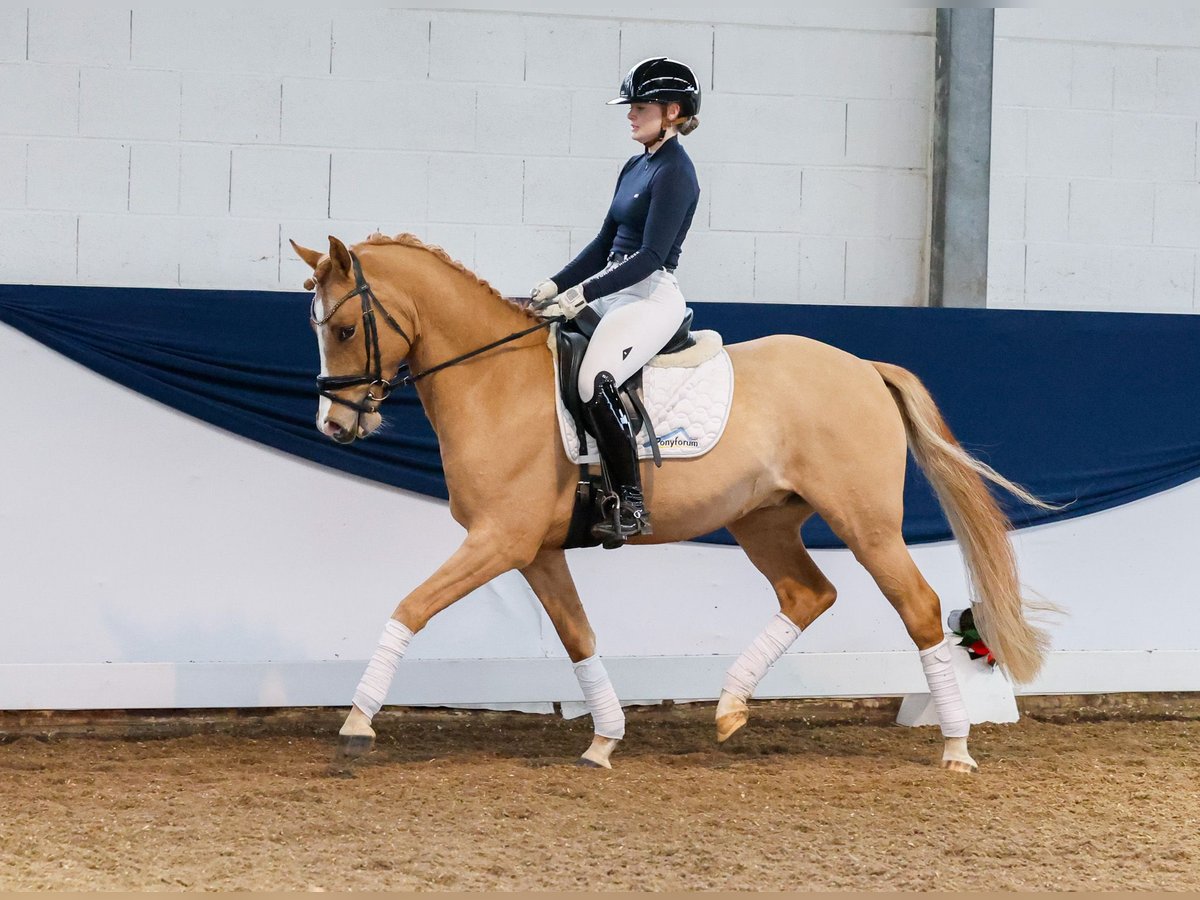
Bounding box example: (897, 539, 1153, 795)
(311, 251, 561, 415)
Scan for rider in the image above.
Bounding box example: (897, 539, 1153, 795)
(530, 57, 702, 545)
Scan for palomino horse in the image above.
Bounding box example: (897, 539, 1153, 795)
(292, 232, 1052, 774)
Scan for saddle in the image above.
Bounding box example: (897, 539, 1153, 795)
(556, 306, 696, 466)
(555, 306, 698, 550)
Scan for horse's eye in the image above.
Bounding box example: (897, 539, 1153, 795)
(338, 324, 356, 342)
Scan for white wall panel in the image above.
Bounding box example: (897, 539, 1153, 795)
(79, 67, 181, 141)
(26, 138, 128, 212)
(181, 73, 282, 145)
(0, 63, 78, 135)
(27, 5, 129, 67)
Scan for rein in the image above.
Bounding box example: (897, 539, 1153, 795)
(311, 251, 560, 414)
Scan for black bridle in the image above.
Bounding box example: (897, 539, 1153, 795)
(310, 251, 560, 415)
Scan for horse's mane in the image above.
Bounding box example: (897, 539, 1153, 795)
(361, 232, 537, 320)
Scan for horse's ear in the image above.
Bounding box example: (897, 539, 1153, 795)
(328, 235, 352, 277)
(290, 239, 322, 271)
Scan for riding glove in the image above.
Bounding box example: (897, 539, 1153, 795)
(530, 279, 558, 309)
(545, 285, 588, 320)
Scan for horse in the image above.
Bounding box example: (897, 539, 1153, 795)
(291, 231, 1053, 774)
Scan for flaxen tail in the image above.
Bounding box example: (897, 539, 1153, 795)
(873, 361, 1058, 684)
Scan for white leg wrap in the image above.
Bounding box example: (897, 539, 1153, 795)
(722, 612, 801, 701)
(920, 639, 970, 738)
(351, 619, 414, 720)
(573, 655, 625, 740)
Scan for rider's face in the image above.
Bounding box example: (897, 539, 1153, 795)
(627, 102, 675, 145)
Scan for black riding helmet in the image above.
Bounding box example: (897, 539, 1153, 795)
(607, 57, 702, 117)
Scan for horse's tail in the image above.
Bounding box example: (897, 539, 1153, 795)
(872, 361, 1056, 684)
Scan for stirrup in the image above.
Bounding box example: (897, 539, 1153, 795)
(592, 489, 652, 548)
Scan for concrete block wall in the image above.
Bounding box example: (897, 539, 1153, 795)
(989, 8, 1200, 313)
(0, 6, 934, 304)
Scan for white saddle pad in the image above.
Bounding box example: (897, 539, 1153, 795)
(550, 328, 735, 464)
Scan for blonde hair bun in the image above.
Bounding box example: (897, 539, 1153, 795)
(677, 115, 700, 136)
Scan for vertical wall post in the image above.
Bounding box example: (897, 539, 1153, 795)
(929, 8, 995, 308)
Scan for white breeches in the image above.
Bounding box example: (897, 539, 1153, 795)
(577, 267, 687, 403)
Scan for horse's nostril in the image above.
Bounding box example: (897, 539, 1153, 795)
(320, 419, 345, 439)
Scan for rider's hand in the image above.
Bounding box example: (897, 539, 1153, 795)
(529, 279, 558, 310)
(552, 285, 588, 320)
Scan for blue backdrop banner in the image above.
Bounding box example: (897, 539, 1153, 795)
(3, 283, 1198, 548)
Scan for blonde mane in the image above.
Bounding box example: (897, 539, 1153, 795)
(360, 232, 537, 320)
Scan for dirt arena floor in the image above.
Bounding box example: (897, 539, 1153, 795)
(2, 695, 1198, 892)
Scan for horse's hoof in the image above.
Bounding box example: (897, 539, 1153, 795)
(338, 733, 375, 759)
(575, 756, 604, 768)
(715, 711, 748, 744)
(940, 757, 978, 775)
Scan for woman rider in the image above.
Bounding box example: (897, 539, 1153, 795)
(530, 57, 702, 545)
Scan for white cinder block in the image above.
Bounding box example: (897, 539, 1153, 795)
(1113, 47, 1158, 111)
(476, 85, 574, 156)
(989, 106, 1027, 175)
(747, 9, 931, 33)
(132, 8, 330, 76)
(0, 7, 26, 61)
(182, 73, 281, 144)
(1112, 114, 1197, 181)
(1070, 45, 1114, 110)
(78, 214, 181, 286)
(230, 147, 329, 219)
(673, 230, 755, 302)
(524, 157, 615, 227)
(179, 145, 231, 217)
(1024, 177, 1070, 242)
(709, 163, 803, 232)
(330, 151, 428, 222)
(1024, 242, 1113, 309)
(28, 6, 128, 66)
(428, 12, 524, 84)
(845, 99, 929, 169)
(129, 144, 180, 215)
(752, 233, 801, 303)
(80, 68, 181, 141)
(1155, 50, 1200, 117)
(621, 21, 713, 88)
(178, 218, 280, 290)
(986, 240, 1026, 308)
(715, 26, 930, 101)
(995, 7, 1200, 48)
(1067, 179, 1153, 245)
(331, 9, 430, 81)
(993, 39, 1072, 109)
(844, 237, 924, 306)
(1153, 183, 1200, 248)
(473, 225, 571, 296)
(699, 92, 846, 166)
(282, 78, 476, 151)
(27, 139, 128, 213)
(0, 64, 78, 136)
(0, 138, 25, 207)
(988, 175, 1025, 242)
(800, 169, 927, 240)
(1026, 108, 1112, 177)
(0, 212, 77, 283)
(428, 154, 523, 225)
(1109, 246, 1195, 313)
(798, 236, 846, 304)
(524, 16, 619, 89)
(570, 88, 642, 161)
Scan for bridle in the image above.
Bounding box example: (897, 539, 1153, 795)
(310, 251, 560, 415)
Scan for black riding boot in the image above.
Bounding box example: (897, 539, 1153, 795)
(584, 372, 651, 546)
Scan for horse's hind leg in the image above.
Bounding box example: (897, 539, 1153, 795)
(520, 549, 623, 769)
(719, 501, 838, 742)
(829, 519, 978, 773)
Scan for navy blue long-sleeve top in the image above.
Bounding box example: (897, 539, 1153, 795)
(551, 135, 700, 302)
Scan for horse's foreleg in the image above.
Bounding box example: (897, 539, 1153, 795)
(339, 529, 535, 758)
(720, 504, 837, 742)
(520, 549, 623, 769)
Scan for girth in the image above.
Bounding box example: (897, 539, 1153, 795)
(556, 307, 696, 465)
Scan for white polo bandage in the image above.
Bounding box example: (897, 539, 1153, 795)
(352, 618, 414, 720)
(919, 639, 970, 738)
(573, 655, 625, 740)
(722, 612, 801, 701)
